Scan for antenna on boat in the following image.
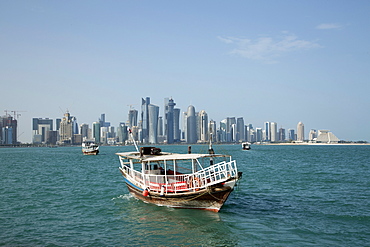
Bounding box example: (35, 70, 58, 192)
(127, 127, 139, 152)
(208, 127, 214, 155)
(208, 127, 215, 166)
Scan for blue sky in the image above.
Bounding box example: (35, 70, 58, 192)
(1, 0, 369, 143)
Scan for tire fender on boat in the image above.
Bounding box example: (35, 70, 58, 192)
(142, 188, 149, 197)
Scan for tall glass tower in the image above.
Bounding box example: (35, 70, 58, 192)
(199, 110, 208, 142)
(141, 97, 150, 143)
(92, 122, 101, 144)
(297, 122, 305, 142)
(236, 117, 245, 142)
(186, 105, 197, 144)
(148, 104, 159, 144)
(128, 109, 138, 128)
(165, 98, 176, 144)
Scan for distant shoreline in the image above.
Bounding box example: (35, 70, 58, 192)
(256, 142, 370, 146)
(1, 142, 369, 148)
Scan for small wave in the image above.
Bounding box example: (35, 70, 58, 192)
(111, 194, 133, 201)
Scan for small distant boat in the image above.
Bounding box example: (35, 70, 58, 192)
(82, 141, 99, 155)
(242, 142, 251, 150)
(116, 146, 242, 212)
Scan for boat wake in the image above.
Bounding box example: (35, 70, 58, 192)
(111, 194, 133, 201)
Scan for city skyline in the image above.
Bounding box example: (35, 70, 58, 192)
(6, 95, 351, 145)
(1, 94, 365, 144)
(1, 1, 369, 143)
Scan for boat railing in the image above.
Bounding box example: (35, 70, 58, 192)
(120, 159, 237, 194)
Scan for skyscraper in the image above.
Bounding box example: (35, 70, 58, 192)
(1, 114, 18, 144)
(80, 123, 89, 140)
(264, 121, 270, 141)
(141, 97, 150, 143)
(117, 122, 128, 144)
(309, 129, 317, 141)
(128, 109, 138, 128)
(219, 119, 227, 142)
(32, 118, 53, 144)
(148, 104, 159, 144)
(157, 116, 163, 136)
(59, 111, 73, 144)
(279, 127, 286, 141)
(270, 122, 277, 142)
(198, 110, 208, 142)
(209, 120, 216, 142)
(256, 128, 262, 142)
(164, 97, 176, 144)
(92, 122, 101, 143)
(236, 117, 245, 142)
(297, 122, 305, 142)
(173, 108, 181, 142)
(288, 129, 295, 141)
(186, 105, 197, 144)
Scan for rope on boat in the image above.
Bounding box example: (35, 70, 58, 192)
(167, 187, 222, 203)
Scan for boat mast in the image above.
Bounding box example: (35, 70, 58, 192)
(208, 127, 214, 155)
(209, 127, 214, 166)
(128, 127, 139, 152)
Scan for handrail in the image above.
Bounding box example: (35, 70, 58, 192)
(119, 159, 237, 194)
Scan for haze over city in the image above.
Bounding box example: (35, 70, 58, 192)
(1, 1, 369, 143)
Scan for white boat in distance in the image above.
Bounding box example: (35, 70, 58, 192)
(117, 146, 242, 212)
(242, 142, 251, 150)
(82, 141, 99, 155)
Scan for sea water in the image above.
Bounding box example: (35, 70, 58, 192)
(0, 144, 369, 246)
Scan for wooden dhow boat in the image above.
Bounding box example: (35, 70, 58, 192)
(82, 141, 99, 155)
(117, 145, 242, 212)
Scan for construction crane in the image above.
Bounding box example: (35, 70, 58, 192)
(127, 104, 138, 110)
(10, 110, 26, 120)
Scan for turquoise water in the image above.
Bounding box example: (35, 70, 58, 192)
(1, 145, 369, 246)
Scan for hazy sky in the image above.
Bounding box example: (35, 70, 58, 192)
(1, 0, 369, 143)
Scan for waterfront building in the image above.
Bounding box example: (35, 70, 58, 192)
(227, 117, 236, 142)
(158, 116, 163, 137)
(141, 97, 150, 143)
(198, 110, 208, 142)
(309, 129, 317, 141)
(101, 126, 108, 144)
(59, 112, 74, 144)
(297, 122, 305, 142)
(209, 120, 217, 142)
(219, 119, 227, 142)
(80, 124, 89, 140)
(279, 127, 286, 141)
(245, 124, 253, 142)
(185, 105, 197, 144)
(231, 123, 237, 143)
(288, 129, 295, 141)
(173, 108, 181, 142)
(128, 109, 138, 128)
(72, 116, 79, 134)
(92, 122, 101, 143)
(182, 111, 187, 141)
(164, 98, 176, 144)
(264, 121, 270, 141)
(236, 117, 245, 142)
(270, 122, 277, 142)
(117, 122, 128, 144)
(32, 118, 53, 144)
(256, 128, 263, 142)
(0, 115, 18, 144)
(56, 118, 61, 131)
(99, 113, 110, 128)
(1, 126, 13, 144)
(148, 104, 159, 144)
(316, 130, 340, 143)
